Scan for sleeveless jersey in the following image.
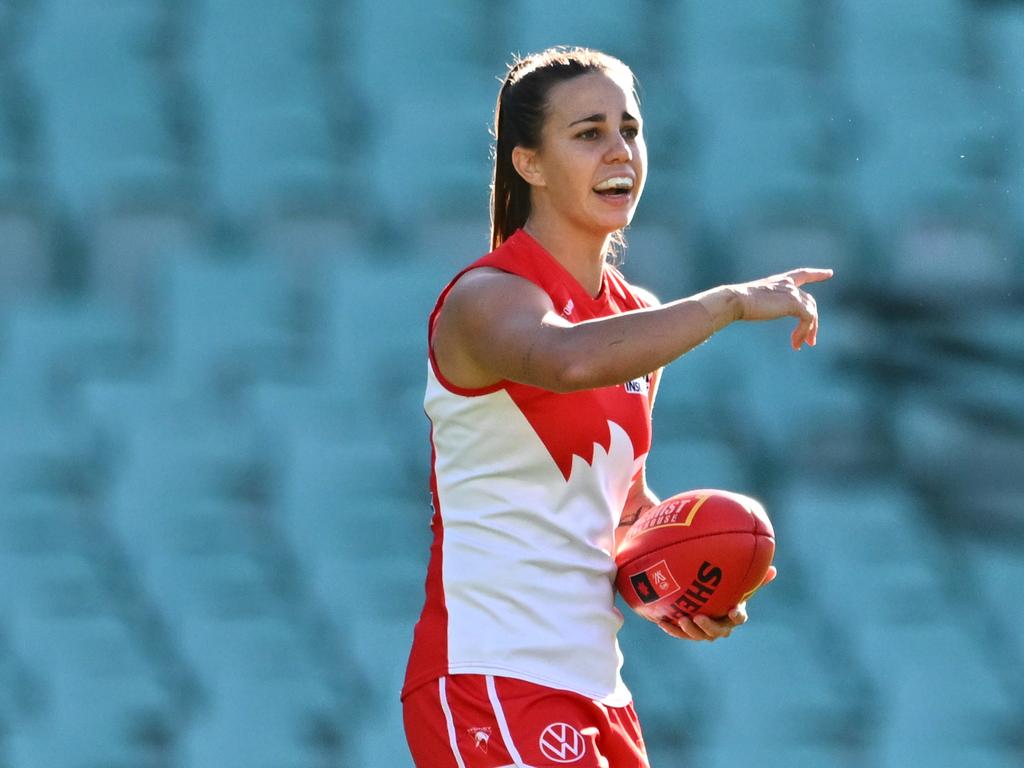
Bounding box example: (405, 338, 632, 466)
(402, 229, 654, 706)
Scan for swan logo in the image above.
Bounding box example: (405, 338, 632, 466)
(467, 726, 491, 752)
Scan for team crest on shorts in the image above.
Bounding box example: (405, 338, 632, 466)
(467, 726, 491, 752)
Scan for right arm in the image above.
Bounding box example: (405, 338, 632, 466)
(431, 267, 833, 394)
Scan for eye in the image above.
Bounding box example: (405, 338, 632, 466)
(622, 125, 640, 140)
(577, 128, 600, 140)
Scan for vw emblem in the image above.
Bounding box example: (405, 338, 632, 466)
(538, 722, 586, 763)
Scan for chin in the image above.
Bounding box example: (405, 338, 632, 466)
(603, 211, 636, 232)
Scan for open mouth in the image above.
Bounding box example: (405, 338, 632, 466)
(593, 176, 634, 198)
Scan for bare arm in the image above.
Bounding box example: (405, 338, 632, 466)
(432, 266, 832, 393)
(615, 464, 660, 552)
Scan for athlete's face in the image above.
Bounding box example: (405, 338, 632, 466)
(518, 71, 647, 237)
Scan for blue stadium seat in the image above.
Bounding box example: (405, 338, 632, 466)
(922, 305, 1024, 366)
(727, 218, 865, 293)
(324, 258, 438, 390)
(677, 312, 874, 472)
(775, 480, 949, 619)
(200, 101, 340, 223)
(963, 540, 1024, 687)
(701, 620, 861, 744)
(839, 68, 1004, 234)
(979, 5, 1024, 233)
(180, 616, 349, 768)
(191, 0, 341, 220)
(888, 215, 1016, 300)
(836, 0, 972, 90)
(0, 302, 140, 495)
(89, 200, 202, 316)
(333, 0, 501, 224)
(0, 73, 33, 190)
(0, 201, 52, 303)
(274, 427, 428, 561)
(676, 0, 818, 74)
(891, 396, 1023, 530)
(89, 392, 266, 510)
(24, 0, 181, 217)
(0, 493, 183, 766)
(638, 617, 861, 765)
(342, 0, 497, 86)
(0, 413, 97, 498)
(372, 71, 495, 225)
(617, 221, 702, 303)
(685, 69, 836, 232)
(506, 0, 650, 65)
(337, 602, 418, 766)
(645, 436, 752, 498)
(927, 357, 1024, 426)
(0, 639, 35, 767)
(160, 252, 302, 393)
(862, 624, 1020, 764)
(776, 478, 1020, 756)
(619, 609, 719, 761)
(834, 0, 1003, 234)
(414, 218, 493, 281)
(691, 743, 860, 768)
(255, 208, 371, 347)
(8, 614, 178, 768)
(0, 298, 140, 415)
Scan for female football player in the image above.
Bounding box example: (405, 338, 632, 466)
(402, 46, 832, 767)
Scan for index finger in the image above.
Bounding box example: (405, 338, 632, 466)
(787, 268, 834, 286)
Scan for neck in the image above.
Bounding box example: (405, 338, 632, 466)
(522, 211, 611, 298)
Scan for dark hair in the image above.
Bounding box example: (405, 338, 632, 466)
(490, 47, 638, 252)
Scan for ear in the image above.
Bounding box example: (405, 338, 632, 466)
(511, 145, 546, 188)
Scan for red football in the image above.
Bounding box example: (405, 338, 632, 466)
(615, 489, 775, 623)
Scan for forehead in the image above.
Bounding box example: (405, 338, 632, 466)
(544, 70, 640, 124)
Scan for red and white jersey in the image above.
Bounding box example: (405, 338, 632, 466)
(402, 229, 654, 706)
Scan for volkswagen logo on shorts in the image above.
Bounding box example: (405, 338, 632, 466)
(538, 722, 586, 763)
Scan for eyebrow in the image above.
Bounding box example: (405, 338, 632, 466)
(568, 111, 639, 127)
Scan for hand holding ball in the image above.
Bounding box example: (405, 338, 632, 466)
(615, 489, 775, 624)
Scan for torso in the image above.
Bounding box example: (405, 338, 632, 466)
(402, 229, 654, 705)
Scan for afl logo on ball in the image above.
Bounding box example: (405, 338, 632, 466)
(629, 559, 680, 604)
(539, 722, 586, 763)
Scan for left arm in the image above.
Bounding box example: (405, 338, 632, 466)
(615, 460, 661, 552)
(615, 284, 665, 551)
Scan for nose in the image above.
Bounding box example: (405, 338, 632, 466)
(604, 131, 632, 164)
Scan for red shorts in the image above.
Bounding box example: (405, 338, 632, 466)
(403, 674, 649, 768)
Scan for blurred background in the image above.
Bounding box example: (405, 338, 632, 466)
(0, 0, 1020, 766)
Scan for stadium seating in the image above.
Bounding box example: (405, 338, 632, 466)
(0, 1, 1019, 765)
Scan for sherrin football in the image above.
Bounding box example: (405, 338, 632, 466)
(614, 489, 775, 623)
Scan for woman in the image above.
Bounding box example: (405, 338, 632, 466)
(402, 47, 832, 767)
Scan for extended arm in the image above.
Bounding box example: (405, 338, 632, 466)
(432, 266, 833, 394)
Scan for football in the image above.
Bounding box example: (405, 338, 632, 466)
(615, 489, 775, 623)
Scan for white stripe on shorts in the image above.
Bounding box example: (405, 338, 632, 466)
(485, 675, 528, 768)
(438, 677, 468, 768)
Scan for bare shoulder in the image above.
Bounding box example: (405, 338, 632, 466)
(432, 266, 562, 389)
(441, 267, 556, 328)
